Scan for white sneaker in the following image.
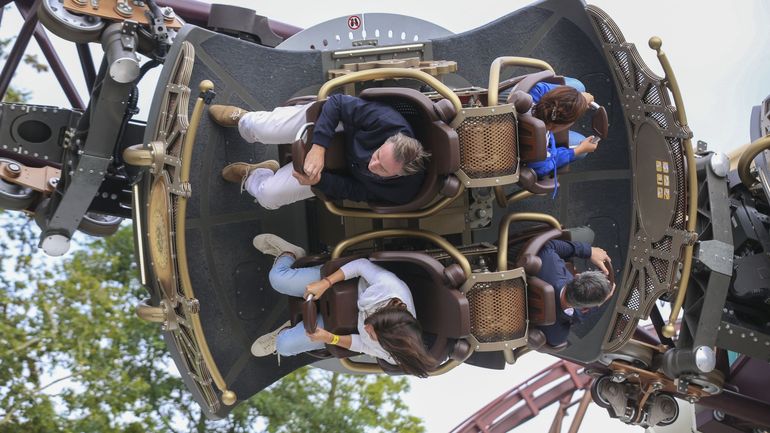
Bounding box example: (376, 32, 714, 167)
(253, 234, 306, 258)
(251, 320, 291, 357)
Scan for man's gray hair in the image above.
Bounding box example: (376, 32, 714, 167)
(389, 132, 431, 176)
(564, 270, 612, 309)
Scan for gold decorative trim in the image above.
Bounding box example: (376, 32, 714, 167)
(497, 212, 561, 272)
(330, 228, 472, 278)
(173, 80, 236, 405)
(648, 38, 698, 339)
(148, 174, 176, 300)
(493, 186, 535, 208)
(321, 187, 464, 219)
(318, 67, 462, 114)
(136, 298, 167, 323)
(339, 357, 461, 376)
(487, 56, 554, 107)
(327, 57, 458, 79)
(132, 183, 148, 286)
(736, 135, 770, 188)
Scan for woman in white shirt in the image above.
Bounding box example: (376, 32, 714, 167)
(250, 233, 436, 378)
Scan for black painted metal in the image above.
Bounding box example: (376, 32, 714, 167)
(650, 305, 675, 347)
(700, 389, 770, 428)
(0, 0, 39, 101)
(76, 43, 96, 94)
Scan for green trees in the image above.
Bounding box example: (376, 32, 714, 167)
(0, 218, 425, 432)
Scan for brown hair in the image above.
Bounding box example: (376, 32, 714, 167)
(388, 133, 431, 176)
(532, 86, 588, 127)
(364, 304, 436, 378)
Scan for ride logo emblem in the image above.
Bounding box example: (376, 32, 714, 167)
(655, 160, 671, 201)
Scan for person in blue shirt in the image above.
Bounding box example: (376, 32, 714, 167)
(534, 239, 615, 347)
(526, 81, 599, 179)
(208, 94, 430, 210)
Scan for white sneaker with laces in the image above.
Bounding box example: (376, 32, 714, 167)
(251, 320, 291, 357)
(253, 234, 306, 259)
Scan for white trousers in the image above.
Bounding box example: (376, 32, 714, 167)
(238, 104, 310, 144)
(243, 165, 314, 210)
(237, 104, 315, 209)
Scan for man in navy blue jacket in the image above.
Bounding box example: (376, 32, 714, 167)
(534, 239, 615, 347)
(209, 94, 429, 210)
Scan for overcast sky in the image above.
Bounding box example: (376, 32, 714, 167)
(2, 0, 769, 432)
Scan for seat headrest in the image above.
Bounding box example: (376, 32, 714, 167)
(512, 70, 557, 94)
(359, 87, 439, 122)
(507, 90, 533, 114)
(443, 264, 466, 289)
(433, 98, 457, 123)
(592, 105, 609, 139)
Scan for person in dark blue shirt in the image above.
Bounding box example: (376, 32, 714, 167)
(209, 94, 430, 209)
(535, 239, 615, 347)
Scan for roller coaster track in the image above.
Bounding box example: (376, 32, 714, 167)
(451, 360, 593, 433)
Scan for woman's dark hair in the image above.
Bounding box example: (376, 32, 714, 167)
(364, 304, 436, 378)
(532, 86, 588, 127)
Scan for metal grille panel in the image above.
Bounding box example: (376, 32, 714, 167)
(650, 257, 669, 284)
(669, 137, 687, 230)
(589, 5, 693, 353)
(456, 112, 518, 179)
(466, 278, 527, 343)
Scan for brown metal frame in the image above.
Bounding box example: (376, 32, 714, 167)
(451, 360, 592, 433)
(0, 160, 60, 193)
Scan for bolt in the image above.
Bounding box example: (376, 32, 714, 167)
(5, 162, 21, 177)
(161, 6, 175, 18)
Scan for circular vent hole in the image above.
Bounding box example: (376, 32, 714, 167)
(18, 120, 52, 143)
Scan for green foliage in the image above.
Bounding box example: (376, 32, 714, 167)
(248, 368, 423, 433)
(0, 215, 425, 432)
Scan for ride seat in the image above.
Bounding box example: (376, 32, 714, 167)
(508, 225, 571, 352)
(295, 252, 471, 373)
(291, 88, 462, 215)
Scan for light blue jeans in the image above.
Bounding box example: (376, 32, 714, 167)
(270, 255, 327, 356)
(569, 131, 588, 161)
(564, 76, 588, 161)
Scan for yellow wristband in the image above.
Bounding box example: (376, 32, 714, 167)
(330, 334, 340, 345)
